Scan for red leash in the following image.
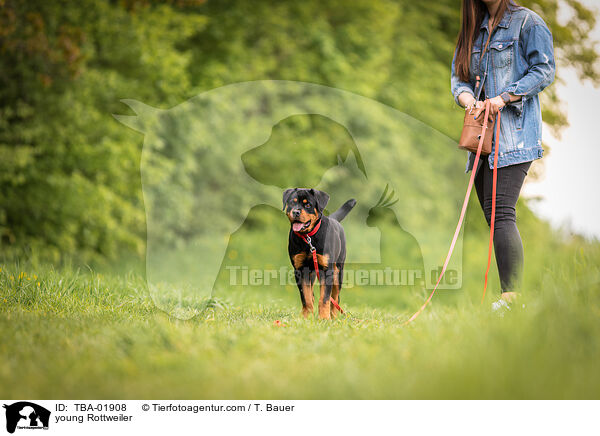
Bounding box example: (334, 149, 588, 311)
(294, 219, 344, 314)
(403, 101, 500, 325)
(482, 109, 501, 303)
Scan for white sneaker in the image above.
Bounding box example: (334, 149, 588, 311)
(491, 298, 511, 314)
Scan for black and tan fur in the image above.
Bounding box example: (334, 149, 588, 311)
(283, 188, 356, 319)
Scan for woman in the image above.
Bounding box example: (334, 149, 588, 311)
(451, 0, 555, 306)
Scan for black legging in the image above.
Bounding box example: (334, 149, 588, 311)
(474, 156, 531, 292)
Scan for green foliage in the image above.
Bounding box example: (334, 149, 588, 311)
(0, 0, 207, 263)
(0, 0, 597, 263)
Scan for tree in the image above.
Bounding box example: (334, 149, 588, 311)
(0, 0, 597, 262)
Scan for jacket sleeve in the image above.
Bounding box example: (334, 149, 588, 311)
(450, 49, 475, 106)
(502, 20, 555, 98)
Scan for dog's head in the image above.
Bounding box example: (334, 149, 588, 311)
(282, 188, 329, 234)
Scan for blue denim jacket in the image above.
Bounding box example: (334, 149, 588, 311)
(450, 6, 555, 171)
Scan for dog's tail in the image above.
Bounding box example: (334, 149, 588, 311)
(329, 199, 357, 222)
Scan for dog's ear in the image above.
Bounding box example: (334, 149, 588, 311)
(310, 189, 330, 213)
(282, 188, 296, 210)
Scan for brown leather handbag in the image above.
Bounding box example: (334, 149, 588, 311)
(458, 100, 495, 155)
(458, 72, 495, 155)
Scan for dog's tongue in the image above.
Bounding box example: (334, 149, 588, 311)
(292, 222, 305, 232)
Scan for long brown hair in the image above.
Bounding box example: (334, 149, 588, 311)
(454, 0, 517, 82)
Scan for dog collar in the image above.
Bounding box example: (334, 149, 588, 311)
(293, 218, 322, 241)
(293, 218, 322, 253)
(304, 218, 322, 237)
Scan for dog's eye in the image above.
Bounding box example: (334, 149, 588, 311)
(304, 203, 311, 209)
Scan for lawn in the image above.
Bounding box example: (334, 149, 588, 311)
(1, 237, 599, 399)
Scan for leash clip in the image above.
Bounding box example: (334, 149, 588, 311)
(305, 236, 316, 252)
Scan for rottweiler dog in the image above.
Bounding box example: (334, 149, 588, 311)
(283, 188, 356, 319)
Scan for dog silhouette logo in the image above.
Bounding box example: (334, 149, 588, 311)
(115, 80, 466, 319)
(3, 402, 50, 434)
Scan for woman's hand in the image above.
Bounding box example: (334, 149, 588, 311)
(472, 100, 484, 112)
(466, 100, 485, 116)
(458, 92, 476, 110)
(487, 95, 505, 115)
(473, 96, 505, 119)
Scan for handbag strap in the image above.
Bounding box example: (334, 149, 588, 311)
(475, 25, 494, 102)
(404, 101, 500, 325)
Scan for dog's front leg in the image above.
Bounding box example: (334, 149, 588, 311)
(318, 266, 333, 319)
(330, 264, 341, 319)
(296, 267, 314, 318)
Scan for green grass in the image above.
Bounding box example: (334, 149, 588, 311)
(1, 237, 600, 399)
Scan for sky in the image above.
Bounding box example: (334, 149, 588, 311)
(522, 0, 600, 240)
